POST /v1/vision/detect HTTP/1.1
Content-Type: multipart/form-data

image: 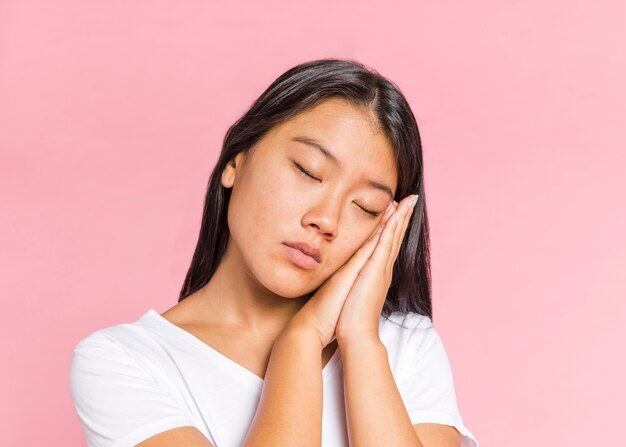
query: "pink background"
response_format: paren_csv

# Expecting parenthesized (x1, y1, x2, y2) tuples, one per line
(1, 1, 625, 445)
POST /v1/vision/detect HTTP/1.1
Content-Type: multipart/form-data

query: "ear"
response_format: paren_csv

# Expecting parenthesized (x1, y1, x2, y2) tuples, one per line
(221, 151, 247, 189)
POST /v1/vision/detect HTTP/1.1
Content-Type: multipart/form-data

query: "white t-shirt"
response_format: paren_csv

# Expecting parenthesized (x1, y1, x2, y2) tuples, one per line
(70, 308, 479, 447)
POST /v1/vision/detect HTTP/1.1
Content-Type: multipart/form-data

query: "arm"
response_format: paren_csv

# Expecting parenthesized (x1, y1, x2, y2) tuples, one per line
(137, 426, 215, 446)
(341, 337, 424, 447)
(139, 328, 323, 447)
(341, 337, 461, 447)
(335, 198, 463, 446)
(242, 327, 324, 446)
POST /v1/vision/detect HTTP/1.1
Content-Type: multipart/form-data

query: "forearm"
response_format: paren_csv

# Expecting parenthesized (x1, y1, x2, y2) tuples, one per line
(340, 337, 423, 447)
(242, 329, 323, 446)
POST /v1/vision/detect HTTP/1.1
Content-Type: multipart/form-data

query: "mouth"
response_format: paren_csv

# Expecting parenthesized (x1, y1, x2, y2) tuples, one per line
(281, 243, 321, 270)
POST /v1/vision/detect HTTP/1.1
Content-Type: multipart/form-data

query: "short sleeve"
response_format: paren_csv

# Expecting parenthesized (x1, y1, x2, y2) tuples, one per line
(396, 322, 479, 447)
(69, 332, 198, 447)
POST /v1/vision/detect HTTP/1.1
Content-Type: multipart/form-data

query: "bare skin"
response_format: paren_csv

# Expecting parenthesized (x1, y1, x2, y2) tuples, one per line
(136, 99, 460, 446)
(160, 97, 396, 378)
(160, 291, 339, 380)
(138, 97, 400, 446)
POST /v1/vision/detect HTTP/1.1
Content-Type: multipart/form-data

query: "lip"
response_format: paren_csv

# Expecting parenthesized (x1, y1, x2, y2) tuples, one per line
(283, 241, 322, 263)
(282, 243, 321, 270)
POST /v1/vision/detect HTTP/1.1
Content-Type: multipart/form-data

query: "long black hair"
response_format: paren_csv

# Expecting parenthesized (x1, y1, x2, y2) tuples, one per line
(178, 58, 433, 322)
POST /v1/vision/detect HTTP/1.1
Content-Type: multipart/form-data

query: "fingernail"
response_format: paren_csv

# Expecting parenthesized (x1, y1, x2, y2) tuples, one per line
(410, 195, 418, 208)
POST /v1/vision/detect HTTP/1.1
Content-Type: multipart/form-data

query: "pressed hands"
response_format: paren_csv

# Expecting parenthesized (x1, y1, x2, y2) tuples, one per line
(286, 193, 419, 349)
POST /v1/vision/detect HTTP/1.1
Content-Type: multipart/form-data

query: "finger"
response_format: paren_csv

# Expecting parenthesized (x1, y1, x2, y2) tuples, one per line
(375, 200, 395, 234)
(360, 202, 392, 250)
(389, 198, 411, 267)
(389, 196, 416, 269)
(340, 201, 395, 275)
(382, 200, 397, 225)
(370, 199, 403, 272)
(360, 202, 395, 252)
(363, 199, 396, 246)
(394, 197, 415, 255)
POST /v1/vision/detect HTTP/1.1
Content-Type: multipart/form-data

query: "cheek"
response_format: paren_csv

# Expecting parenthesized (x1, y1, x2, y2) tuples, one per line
(320, 234, 364, 276)
(338, 235, 365, 264)
(255, 172, 304, 225)
(227, 170, 294, 245)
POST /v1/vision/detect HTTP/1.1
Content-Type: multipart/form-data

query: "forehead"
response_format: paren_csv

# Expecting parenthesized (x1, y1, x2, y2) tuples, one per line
(268, 98, 398, 192)
(281, 98, 384, 143)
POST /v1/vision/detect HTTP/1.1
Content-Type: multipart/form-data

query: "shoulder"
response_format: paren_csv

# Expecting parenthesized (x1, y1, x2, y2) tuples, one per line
(377, 311, 441, 380)
(69, 311, 178, 409)
(71, 310, 170, 366)
(379, 311, 436, 355)
(71, 324, 131, 366)
(70, 323, 157, 396)
(380, 311, 433, 331)
(381, 313, 480, 446)
(69, 316, 199, 446)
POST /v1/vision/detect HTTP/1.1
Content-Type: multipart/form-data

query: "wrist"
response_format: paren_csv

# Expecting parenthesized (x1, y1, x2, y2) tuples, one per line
(279, 323, 325, 353)
(337, 334, 385, 351)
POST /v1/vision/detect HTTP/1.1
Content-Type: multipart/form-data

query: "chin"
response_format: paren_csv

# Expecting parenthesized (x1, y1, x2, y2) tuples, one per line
(248, 263, 310, 299)
(270, 278, 313, 299)
(244, 243, 322, 299)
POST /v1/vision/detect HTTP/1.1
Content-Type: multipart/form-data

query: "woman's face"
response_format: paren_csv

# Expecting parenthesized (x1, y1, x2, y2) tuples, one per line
(221, 98, 398, 298)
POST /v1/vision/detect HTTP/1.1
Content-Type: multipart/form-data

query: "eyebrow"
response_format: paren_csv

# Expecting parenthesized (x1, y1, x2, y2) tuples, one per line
(291, 136, 394, 199)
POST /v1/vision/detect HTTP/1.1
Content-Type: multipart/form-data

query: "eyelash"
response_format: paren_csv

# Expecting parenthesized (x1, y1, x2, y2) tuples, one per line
(293, 162, 381, 217)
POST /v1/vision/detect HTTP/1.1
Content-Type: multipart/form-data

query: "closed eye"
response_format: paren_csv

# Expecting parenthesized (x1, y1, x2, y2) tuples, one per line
(294, 162, 320, 182)
(293, 162, 381, 218)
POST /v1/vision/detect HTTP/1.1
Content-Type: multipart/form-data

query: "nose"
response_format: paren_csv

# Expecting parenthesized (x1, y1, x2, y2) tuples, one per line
(301, 199, 340, 238)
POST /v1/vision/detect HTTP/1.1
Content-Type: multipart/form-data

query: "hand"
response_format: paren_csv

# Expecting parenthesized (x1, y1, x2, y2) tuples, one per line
(284, 195, 415, 350)
(334, 194, 418, 345)
(284, 198, 397, 349)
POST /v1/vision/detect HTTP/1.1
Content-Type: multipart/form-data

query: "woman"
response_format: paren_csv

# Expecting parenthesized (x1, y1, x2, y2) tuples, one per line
(70, 58, 479, 447)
